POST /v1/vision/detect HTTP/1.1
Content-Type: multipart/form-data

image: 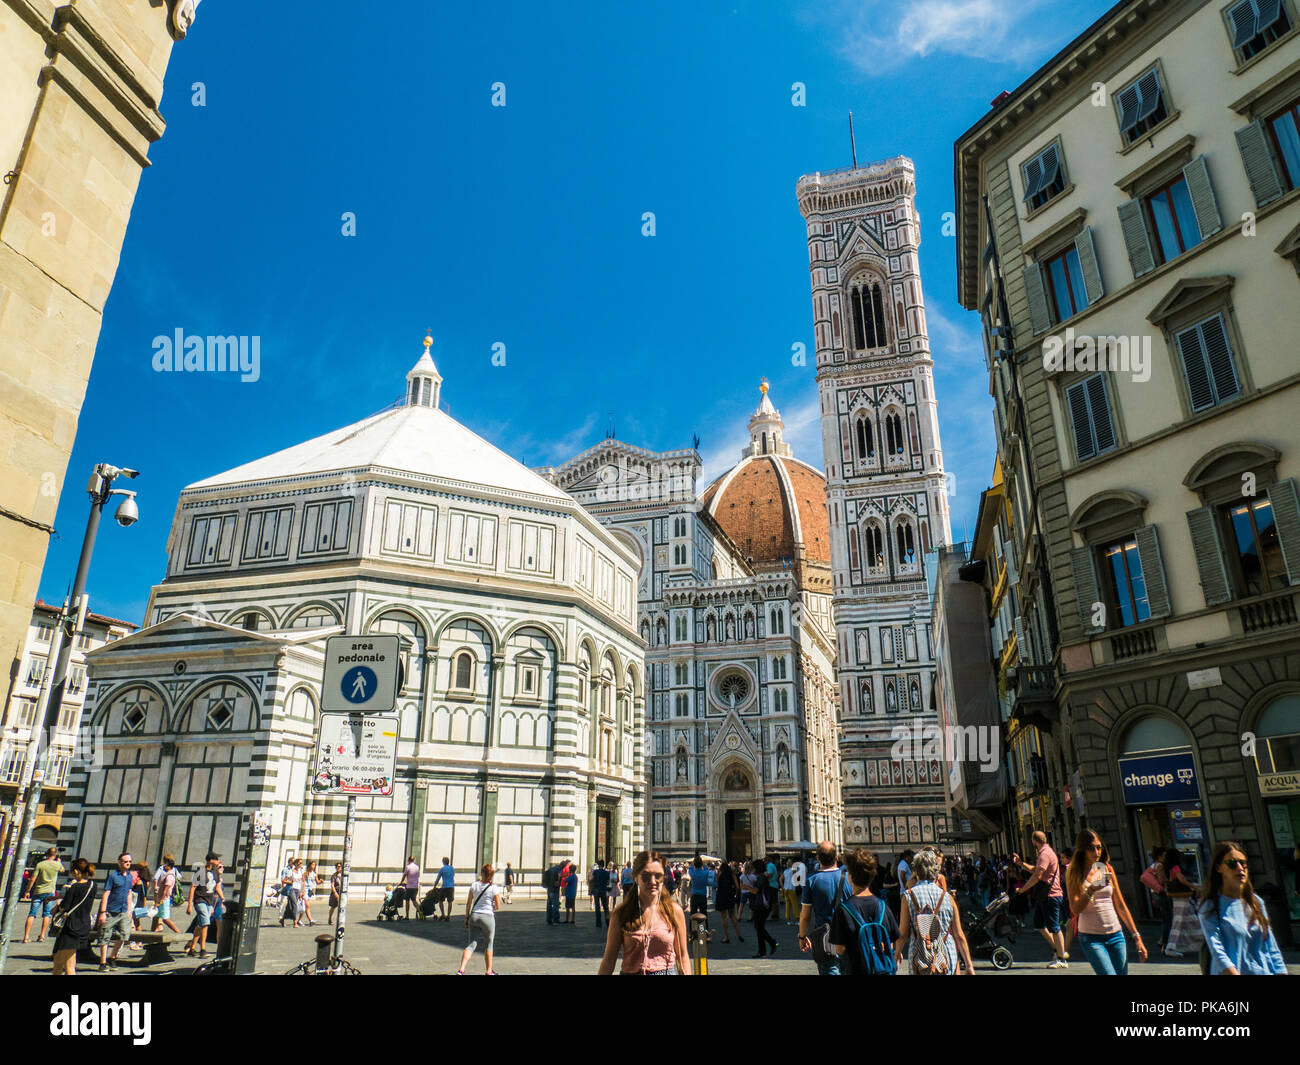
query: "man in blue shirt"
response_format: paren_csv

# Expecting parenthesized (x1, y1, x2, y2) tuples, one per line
(434, 858, 455, 921)
(798, 842, 852, 975)
(97, 852, 135, 971)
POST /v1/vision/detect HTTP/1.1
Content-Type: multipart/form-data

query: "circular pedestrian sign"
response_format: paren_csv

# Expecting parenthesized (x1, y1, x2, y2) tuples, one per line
(341, 665, 378, 704)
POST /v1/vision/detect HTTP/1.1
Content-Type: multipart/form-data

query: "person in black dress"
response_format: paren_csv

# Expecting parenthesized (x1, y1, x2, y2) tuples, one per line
(51, 858, 97, 975)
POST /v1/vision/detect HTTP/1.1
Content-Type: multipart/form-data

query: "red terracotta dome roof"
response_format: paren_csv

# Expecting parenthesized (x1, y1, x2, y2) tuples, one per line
(700, 454, 829, 568)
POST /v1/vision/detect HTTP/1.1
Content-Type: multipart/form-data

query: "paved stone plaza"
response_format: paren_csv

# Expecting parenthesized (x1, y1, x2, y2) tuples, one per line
(6, 897, 1298, 975)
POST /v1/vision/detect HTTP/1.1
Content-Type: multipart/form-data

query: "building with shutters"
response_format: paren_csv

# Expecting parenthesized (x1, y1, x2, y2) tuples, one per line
(1, 602, 135, 848)
(540, 382, 843, 860)
(795, 157, 956, 854)
(58, 338, 645, 895)
(955, 0, 1300, 901)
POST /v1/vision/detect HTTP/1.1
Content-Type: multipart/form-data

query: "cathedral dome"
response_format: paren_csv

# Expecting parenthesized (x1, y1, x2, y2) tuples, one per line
(698, 382, 829, 570)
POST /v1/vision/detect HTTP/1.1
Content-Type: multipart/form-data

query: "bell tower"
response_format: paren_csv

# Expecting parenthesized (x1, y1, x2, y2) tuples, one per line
(796, 156, 953, 854)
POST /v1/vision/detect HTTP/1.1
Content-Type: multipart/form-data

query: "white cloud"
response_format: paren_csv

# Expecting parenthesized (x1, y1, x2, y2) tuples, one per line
(810, 0, 1054, 74)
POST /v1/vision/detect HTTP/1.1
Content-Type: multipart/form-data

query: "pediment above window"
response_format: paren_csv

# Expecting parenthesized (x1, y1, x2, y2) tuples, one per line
(1183, 441, 1281, 504)
(1147, 275, 1235, 328)
(1275, 219, 1300, 278)
(1069, 490, 1148, 544)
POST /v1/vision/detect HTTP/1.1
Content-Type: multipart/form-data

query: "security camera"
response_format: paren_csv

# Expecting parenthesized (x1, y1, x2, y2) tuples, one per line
(114, 492, 139, 527)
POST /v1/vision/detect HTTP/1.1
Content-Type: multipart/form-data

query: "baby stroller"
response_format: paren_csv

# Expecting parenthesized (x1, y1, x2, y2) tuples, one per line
(377, 887, 404, 921)
(964, 891, 1016, 970)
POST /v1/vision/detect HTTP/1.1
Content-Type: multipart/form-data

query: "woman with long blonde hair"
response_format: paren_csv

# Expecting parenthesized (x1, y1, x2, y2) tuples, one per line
(597, 850, 689, 974)
(1065, 829, 1145, 975)
(1196, 841, 1286, 975)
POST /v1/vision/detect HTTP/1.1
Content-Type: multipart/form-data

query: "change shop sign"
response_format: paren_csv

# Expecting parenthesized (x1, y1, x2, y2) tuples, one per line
(1118, 749, 1200, 806)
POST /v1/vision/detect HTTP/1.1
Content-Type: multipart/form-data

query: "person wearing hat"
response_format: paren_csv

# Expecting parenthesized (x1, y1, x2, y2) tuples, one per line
(185, 851, 224, 958)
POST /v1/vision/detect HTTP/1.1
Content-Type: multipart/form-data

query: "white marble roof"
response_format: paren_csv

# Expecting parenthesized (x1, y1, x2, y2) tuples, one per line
(187, 403, 570, 501)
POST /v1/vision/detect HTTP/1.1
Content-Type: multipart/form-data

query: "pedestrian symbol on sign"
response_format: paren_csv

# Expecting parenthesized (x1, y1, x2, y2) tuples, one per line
(342, 665, 378, 704)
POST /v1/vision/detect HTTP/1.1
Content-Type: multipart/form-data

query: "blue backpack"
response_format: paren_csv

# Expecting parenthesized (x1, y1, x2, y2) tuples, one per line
(838, 896, 897, 975)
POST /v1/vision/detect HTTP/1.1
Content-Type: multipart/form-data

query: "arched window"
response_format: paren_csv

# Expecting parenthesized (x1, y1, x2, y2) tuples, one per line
(848, 526, 861, 570)
(885, 413, 905, 455)
(855, 416, 875, 460)
(453, 651, 474, 690)
(850, 279, 888, 350)
(865, 523, 885, 570)
(895, 521, 916, 565)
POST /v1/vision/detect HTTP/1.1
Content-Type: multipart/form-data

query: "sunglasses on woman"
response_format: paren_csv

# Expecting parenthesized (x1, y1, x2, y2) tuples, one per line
(1224, 858, 1247, 870)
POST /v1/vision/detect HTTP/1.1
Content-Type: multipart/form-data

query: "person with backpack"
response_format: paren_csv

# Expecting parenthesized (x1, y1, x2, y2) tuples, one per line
(151, 855, 183, 934)
(896, 848, 973, 975)
(828, 849, 898, 976)
(545, 860, 563, 925)
(741, 861, 777, 957)
(798, 841, 853, 974)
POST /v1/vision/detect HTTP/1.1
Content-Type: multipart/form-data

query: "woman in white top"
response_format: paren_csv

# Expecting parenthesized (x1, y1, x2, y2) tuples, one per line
(458, 864, 503, 975)
(300, 860, 321, 926)
(1066, 829, 1146, 975)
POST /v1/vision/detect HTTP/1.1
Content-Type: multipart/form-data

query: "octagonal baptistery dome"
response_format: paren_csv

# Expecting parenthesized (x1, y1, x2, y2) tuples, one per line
(698, 382, 830, 588)
(150, 336, 641, 640)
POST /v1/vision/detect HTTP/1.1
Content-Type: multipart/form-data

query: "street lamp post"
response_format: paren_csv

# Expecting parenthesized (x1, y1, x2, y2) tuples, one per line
(0, 463, 138, 974)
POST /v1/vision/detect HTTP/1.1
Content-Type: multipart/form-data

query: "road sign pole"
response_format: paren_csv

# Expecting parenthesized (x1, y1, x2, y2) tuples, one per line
(331, 793, 357, 970)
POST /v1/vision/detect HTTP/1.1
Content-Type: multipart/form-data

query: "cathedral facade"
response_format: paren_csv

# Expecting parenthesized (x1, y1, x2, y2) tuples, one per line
(543, 387, 843, 860)
(796, 157, 954, 852)
(60, 341, 645, 892)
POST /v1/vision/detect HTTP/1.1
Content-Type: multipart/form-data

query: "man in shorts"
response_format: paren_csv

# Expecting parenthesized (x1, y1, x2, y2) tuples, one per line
(434, 857, 455, 921)
(97, 852, 135, 970)
(21, 847, 64, 942)
(152, 854, 183, 933)
(1013, 832, 1068, 968)
(186, 851, 224, 957)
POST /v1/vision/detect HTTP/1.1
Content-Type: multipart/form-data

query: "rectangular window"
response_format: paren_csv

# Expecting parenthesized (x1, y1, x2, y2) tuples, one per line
(1223, 496, 1287, 596)
(1115, 66, 1168, 145)
(1175, 314, 1241, 412)
(1044, 246, 1088, 322)
(1145, 176, 1202, 264)
(1226, 0, 1292, 61)
(25, 656, 46, 687)
(446, 510, 497, 566)
(187, 513, 237, 567)
(242, 505, 294, 562)
(1101, 537, 1151, 628)
(299, 499, 353, 556)
(506, 518, 555, 574)
(1267, 98, 1300, 189)
(1021, 141, 1066, 210)
(1064, 374, 1118, 462)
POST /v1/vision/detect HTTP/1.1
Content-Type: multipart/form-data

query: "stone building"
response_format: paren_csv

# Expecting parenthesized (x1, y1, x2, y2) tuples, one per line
(0, 600, 135, 846)
(0, 1, 197, 690)
(59, 339, 645, 893)
(543, 383, 843, 860)
(796, 157, 955, 853)
(955, 0, 1300, 913)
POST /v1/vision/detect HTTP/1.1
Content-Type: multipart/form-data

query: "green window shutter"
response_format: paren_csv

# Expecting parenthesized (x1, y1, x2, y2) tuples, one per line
(1182, 156, 1223, 239)
(1201, 315, 1240, 403)
(1235, 120, 1285, 208)
(1267, 478, 1300, 585)
(1073, 226, 1104, 305)
(1066, 380, 1096, 461)
(1186, 507, 1233, 606)
(1085, 374, 1116, 454)
(1175, 324, 1216, 411)
(1071, 546, 1104, 634)
(1133, 525, 1172, 619)
(1022, 262, 1052, 335)
(1022, 155, 1045, 203)
(1013, 617, 1029, 661)
(1117, 199, 1156, 278)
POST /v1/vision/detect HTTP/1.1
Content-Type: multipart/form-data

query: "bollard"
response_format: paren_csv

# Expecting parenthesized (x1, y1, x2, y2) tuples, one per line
(315, 933, 334, 974)
(690, 912, 709, 975)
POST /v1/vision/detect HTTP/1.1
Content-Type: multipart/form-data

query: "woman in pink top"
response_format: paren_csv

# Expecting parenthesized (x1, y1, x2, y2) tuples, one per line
(1066, 829, 1147, 975)
(598, 850, 689, 975)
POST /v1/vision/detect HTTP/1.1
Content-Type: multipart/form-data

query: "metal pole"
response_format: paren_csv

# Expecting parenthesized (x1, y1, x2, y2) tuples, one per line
(331, 793, 357, 968)
(0, 482, 104, 973)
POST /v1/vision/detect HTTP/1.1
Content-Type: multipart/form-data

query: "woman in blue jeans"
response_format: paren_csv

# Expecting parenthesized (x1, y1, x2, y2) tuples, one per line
(1066, 829, 1147, 975)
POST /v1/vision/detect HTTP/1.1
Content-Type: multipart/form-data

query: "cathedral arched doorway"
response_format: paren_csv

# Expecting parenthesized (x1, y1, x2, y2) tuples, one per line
(716, 762, 758, 861)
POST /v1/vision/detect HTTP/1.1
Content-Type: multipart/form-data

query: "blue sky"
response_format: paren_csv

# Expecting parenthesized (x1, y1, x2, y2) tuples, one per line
(38, 0, 1113, 624)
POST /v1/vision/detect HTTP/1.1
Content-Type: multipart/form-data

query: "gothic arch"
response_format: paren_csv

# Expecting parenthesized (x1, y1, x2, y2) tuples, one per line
(93, 680, 172, 733)
(176, 676, 262, 733)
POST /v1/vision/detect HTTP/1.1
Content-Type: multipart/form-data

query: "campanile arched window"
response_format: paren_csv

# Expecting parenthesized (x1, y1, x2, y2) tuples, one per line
(854, 414, 875, 460)
(850, 278, 888, 351)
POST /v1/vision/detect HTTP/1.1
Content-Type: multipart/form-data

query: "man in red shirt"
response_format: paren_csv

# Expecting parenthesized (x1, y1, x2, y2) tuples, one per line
(1012, 832, 1069, 968)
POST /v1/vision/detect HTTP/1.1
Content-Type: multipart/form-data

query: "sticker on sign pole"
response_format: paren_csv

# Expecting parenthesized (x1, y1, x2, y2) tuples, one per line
(321, 635, 400, 712)
(312, 713, 399, 796)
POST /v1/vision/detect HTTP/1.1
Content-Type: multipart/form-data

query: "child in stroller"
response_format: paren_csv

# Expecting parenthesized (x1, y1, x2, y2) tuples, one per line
(964, 891, 1017, 970)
